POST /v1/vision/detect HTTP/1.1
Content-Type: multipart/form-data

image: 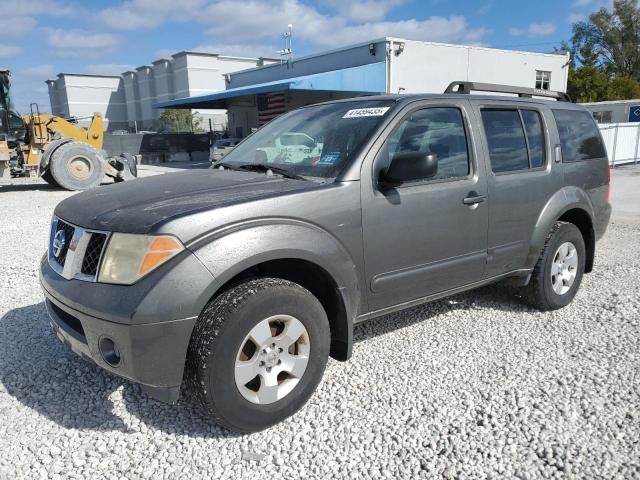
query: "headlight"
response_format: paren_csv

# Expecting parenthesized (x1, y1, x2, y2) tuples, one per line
(98, 233, 184, 285)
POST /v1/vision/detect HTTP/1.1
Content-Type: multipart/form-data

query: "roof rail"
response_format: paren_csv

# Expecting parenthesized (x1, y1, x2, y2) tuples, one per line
(444, 81, 572, 102)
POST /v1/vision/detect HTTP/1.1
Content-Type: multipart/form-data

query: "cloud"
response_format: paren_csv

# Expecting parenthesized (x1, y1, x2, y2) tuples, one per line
(510, 22, 556, 37)
(1, 0, 75, 37)
(528, 22, 556, 35)
(322, 0, 406, 22)
(567, 12, 587, 22)
(98, 0, 209, 30)
(0, 45, 21, 58)
(477, 0, 494, 15)
(47, 29, 122, 57)
(97, 0, 488, 49)
(0, 16, 37, 37)
(201, 1, 487, 48)
(83, 64, 135, 76)
(22, 64, 57, 79)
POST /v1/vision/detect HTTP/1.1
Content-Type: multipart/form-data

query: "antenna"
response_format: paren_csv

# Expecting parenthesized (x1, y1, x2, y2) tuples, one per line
(278, 24, 293, 64)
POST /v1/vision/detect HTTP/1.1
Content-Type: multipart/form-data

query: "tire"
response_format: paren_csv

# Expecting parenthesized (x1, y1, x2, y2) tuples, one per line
(40, 169, 59, 187)
(186, 278, 330, 433)
(521, 221, 586, 311)
(49, 142, 105, 191)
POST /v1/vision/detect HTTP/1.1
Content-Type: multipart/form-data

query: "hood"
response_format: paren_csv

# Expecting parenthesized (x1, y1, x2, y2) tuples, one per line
(54, 169, 320, 234)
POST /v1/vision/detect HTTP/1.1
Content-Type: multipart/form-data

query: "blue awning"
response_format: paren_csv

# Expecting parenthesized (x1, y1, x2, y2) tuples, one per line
(155, 62, 386, 109)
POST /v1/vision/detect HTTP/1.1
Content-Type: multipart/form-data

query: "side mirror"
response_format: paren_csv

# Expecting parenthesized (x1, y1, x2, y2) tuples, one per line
(380, 151, 438, 186)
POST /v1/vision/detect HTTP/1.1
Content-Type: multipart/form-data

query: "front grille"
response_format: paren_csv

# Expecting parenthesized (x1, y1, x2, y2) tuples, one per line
(81, 233, 107, 276)
(54, 220, 75, 267)
(48, 217, 109, 282)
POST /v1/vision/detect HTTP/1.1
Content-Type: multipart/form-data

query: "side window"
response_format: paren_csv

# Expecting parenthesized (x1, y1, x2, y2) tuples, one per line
(481, 109, 529, 173)
(386, 107, 470, 181)
(553, 109, 607, 162)
(521, 110, 545, 168)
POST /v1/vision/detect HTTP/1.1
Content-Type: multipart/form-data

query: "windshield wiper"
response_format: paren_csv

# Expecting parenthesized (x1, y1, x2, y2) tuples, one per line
(236, 163, 307, 181)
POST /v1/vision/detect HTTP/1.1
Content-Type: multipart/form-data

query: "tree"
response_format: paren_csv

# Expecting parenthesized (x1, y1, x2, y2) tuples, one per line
(571, 0, 640, 79)
(608, 75, 640, 99)
(567, 66, 611, 102)
(158, 109, 204, 133)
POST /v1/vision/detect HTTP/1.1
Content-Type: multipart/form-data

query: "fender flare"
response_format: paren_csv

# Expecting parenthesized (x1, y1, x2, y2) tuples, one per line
(525, 186, 595, 269)
(39, 137, 72, 173)
(189, 220, 361, 359)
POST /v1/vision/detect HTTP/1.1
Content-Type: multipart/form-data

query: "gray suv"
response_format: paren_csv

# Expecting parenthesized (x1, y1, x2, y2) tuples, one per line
(40, 82, 611, 433)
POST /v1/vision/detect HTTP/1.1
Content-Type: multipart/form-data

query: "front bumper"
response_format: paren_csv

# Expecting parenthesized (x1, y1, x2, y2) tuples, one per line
(39, 252, 218, 403)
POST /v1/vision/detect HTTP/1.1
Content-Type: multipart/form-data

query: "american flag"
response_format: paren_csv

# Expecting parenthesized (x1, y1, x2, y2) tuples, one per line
(257, 92, 287, 125)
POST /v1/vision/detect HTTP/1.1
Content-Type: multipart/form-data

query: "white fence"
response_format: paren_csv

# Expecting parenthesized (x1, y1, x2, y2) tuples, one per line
(598, 123, 640, 166)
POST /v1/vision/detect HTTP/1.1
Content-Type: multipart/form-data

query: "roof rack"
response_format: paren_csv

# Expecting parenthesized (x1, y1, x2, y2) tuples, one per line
(444, 81, 572, 102)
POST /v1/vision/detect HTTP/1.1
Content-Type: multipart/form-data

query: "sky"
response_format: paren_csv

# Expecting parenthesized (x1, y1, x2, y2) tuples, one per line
(0, 0, 612, 113)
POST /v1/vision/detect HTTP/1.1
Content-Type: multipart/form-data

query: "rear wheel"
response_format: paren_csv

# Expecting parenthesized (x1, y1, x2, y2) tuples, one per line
(186, 278, 330, 433)
(49, 142, 105, 191)
(521, 221, 586, 310)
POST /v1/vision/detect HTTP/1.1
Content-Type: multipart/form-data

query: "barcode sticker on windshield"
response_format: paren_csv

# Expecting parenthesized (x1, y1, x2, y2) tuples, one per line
(342, 107, 390, 119)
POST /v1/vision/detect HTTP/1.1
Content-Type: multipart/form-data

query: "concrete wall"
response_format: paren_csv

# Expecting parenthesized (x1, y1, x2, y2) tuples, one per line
(583, 100, 640, 124)
(135, 66, 157, 130)
(47, 74, 127, 130)
(46, 79, 69, 118)
(227, 39, 569, 96)
(47, 52, 274, 132)
(390, 40, 569, 95)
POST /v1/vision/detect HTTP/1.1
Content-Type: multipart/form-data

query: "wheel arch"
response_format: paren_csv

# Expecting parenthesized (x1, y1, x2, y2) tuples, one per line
(190, 222, 362, 361)
(526, 187, 596, 273)
(39, 137, 72, 173)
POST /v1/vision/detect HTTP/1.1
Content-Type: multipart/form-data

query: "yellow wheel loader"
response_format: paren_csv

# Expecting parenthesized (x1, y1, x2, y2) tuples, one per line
(0, 68, 136, 190)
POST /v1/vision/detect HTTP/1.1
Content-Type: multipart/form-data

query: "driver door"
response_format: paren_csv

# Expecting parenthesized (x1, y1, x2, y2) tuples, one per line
(361, 101, 489, 312)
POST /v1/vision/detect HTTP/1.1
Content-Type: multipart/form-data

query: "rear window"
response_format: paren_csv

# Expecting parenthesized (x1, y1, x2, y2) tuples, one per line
(552, 109, 607, 162)
(521, 110, 545, 168)
(481, 110, 530, 173)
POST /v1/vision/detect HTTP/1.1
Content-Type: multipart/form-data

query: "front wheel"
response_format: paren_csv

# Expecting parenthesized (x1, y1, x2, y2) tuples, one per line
(49, 142, 105, 191)
(521, 221, 586, 311)
(186, 278, 330, 433)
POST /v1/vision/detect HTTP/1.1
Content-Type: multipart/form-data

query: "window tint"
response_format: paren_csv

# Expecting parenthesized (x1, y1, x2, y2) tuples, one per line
(521, 110, 545, 168)
(387, 107, 470, 180)
(553, 109, 607, 162)
(481, 110, 529, 173)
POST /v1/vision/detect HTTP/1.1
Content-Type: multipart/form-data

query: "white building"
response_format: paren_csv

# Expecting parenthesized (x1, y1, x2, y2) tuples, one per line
(46, 51, 278, 131)
(158, 38, 571, 138)
(581, 99, 640, 124)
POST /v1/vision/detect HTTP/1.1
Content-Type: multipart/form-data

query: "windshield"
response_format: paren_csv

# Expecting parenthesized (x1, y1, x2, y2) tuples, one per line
(220, 100, 395, 178)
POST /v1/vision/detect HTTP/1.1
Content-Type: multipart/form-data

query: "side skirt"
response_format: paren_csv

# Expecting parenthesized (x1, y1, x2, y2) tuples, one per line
(355, 268, 532, 324)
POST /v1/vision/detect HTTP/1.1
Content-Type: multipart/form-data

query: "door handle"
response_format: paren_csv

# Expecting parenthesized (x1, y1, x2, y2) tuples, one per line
(463, 194, 486, 205)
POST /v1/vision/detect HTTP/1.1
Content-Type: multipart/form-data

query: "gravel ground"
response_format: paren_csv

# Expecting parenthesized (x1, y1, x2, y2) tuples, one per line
(0, 167, 639, 479)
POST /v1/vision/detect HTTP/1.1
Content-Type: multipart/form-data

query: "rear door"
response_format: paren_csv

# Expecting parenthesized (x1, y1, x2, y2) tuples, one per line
(472, 102, 562, 277)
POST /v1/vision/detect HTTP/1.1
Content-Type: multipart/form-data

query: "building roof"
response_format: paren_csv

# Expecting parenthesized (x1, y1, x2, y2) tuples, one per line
(581, 99, 640, 106)
(155, 61, 386, 109)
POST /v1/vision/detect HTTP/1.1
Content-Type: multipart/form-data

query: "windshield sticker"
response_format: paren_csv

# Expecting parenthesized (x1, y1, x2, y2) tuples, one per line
(342, 107, 390, 119)
(317, 152, 340, 166)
